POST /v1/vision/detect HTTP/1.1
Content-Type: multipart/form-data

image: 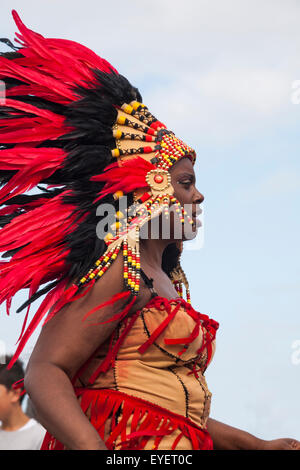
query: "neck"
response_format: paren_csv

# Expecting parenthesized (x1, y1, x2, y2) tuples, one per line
(139, 237, 171, 270)
(1, 405, 29, 432)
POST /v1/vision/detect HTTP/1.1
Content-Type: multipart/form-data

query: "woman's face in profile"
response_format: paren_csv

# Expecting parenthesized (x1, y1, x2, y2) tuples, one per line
(168, 157, 204, 241)
(138, 157, 203, 242)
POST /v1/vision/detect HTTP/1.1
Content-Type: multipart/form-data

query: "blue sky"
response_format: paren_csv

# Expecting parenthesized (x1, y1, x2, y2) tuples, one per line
(1, 0, 300, 441)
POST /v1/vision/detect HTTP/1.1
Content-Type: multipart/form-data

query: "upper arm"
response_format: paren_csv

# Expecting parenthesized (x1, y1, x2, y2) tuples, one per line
(26, 252, 130, 379)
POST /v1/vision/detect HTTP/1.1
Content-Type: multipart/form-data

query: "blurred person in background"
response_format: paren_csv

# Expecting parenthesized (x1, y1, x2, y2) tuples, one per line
(0, 355, 46, 450)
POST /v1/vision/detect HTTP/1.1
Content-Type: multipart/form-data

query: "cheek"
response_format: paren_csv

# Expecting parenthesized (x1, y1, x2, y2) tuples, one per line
(173, 187, 192, 206)
(0, 395, 11, 416)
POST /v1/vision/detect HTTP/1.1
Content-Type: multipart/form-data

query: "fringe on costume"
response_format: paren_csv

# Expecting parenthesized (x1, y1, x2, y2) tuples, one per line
(40, 388, 214, 450)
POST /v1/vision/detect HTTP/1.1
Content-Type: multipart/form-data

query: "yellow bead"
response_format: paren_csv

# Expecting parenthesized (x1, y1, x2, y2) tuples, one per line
(80, 277, 87, 283)
(113, 190, 124, 200)
(130, 100, 145, 110)
(130, 101, 140, 110)
(111, 222, 121, 231)
(104, 233, 113, 243)
(112, 148, 120, 158)
(116, 211, 124, 219)
(95, 260, 101, 266)
(117, 115, 126, 125)
(113, 129, 122, 139)
(124, 273, 128, 278)
(121, 104, 133, 114)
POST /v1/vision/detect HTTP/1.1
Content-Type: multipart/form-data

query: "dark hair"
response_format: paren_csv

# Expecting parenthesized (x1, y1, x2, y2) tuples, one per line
(162, 242, 181, 277)
(0, 355, 25, 403)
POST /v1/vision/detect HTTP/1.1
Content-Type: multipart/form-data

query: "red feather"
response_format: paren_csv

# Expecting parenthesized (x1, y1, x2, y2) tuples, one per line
(92, 157, 156, 202)
(0, 192, 85, 306)
(0, 10, 123, 367)
(0, 56, 77, 102)
(0, 147, 66, 203)
(8, 10, 118, 95)
(3, 98, 66, 121)
(6, 84, 72, 105)
(12, 10, 118, 74)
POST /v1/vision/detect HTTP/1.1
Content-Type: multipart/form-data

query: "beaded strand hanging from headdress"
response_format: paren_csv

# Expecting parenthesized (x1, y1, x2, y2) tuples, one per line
(0, 10, 195, 366)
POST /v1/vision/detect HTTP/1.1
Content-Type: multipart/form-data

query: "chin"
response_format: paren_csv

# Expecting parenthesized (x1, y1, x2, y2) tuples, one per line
(176, 223, 198, 242)
(166, 217, 198, 242)
(182, 229, 198, 241)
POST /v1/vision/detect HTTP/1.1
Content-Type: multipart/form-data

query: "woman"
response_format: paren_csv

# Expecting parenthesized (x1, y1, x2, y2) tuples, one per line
(0, 11, 299, 450)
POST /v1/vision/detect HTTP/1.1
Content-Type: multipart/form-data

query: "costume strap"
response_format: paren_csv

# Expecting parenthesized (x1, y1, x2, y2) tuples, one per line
(140, 269, 158, 298)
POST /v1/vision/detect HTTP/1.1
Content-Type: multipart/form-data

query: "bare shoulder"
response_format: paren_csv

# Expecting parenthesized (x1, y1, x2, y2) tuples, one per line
(27, 252, 130, 377)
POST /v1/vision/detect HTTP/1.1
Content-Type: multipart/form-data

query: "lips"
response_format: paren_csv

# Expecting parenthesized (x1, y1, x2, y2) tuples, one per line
(192, 207, 202, 217)
(192, 218, 202, 227)
(192, 215, 202, 227)
(192, 207, 202, 227)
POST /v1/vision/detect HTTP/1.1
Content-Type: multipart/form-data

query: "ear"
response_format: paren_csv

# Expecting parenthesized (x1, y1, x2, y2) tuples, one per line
(9, 387, 22, 404)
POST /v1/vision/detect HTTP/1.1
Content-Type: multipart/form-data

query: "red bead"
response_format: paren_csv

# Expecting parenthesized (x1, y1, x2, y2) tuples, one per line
(157, 121, 166, 129)
(140, 192, 151, 202)
(154, 174, 164, 184)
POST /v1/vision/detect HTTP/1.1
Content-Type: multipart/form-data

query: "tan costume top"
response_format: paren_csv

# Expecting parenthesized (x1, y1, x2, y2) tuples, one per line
(41, 272, 219, 450)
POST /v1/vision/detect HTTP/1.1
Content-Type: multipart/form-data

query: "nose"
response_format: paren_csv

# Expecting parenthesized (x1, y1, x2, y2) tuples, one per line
(194, 187, 204, 205)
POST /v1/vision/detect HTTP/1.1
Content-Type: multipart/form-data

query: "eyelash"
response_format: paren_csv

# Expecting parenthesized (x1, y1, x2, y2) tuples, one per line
(179, 180, 192, 187)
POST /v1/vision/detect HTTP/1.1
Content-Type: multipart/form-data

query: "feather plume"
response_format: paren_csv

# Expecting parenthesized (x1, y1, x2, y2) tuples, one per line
(92, 156, 155, 201)
(0, 10, 142, 364)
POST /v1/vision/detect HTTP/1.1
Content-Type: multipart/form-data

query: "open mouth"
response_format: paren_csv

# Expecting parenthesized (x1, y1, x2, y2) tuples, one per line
(191, 215, 201, 227)
(192, 208, 202, 227)
(192, 217, 202, 227)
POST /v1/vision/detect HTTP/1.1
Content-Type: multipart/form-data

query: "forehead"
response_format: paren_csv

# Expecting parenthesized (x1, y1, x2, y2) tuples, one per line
(170, 156, 195, 174)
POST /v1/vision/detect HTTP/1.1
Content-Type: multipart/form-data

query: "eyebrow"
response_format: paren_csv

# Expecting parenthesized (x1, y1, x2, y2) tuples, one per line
(178, 172, 196, 181)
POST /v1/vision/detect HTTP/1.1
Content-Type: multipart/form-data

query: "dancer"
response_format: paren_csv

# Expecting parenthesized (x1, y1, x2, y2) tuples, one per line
(0, 11, 299, 450)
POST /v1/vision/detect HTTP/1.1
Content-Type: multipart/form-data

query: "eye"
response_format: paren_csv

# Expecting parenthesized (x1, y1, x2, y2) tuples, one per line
(179, 179, 193, 188)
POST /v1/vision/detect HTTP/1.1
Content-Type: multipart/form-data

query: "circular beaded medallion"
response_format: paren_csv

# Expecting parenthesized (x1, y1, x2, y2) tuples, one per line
(145, 169, 173, 195)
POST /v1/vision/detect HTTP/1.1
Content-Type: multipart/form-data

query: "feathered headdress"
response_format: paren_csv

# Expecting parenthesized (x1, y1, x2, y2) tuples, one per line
(0, 11, 196, 366)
